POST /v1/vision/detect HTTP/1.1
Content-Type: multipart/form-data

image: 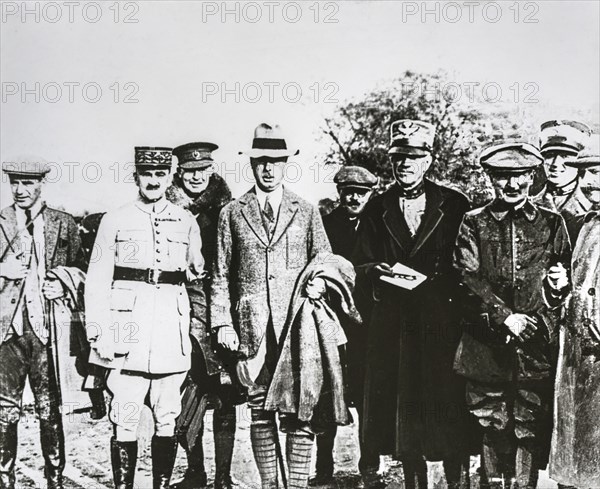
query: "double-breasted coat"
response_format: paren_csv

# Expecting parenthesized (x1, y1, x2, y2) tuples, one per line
(210, 186, 331, 380)
(353, 180, 472, 461)
(85, 198, 204, 374)
(550, 210, 600, 487)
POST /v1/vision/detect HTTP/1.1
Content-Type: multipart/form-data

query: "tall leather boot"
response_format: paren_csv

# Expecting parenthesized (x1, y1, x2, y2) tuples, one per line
(111, 437, 138, 489)
(401, 458, 427, 489)
(39, 417, 65, 489)
(213, 409, 236, 489)
(286, 432, 314, 489)
(172, 438, 207, 489)
(443, 454, 470, 489)
(309, 427, 336, 486)
(0, 424, 18, 489)
(250, 422, 279, 489)
(152, 435, 178, 489)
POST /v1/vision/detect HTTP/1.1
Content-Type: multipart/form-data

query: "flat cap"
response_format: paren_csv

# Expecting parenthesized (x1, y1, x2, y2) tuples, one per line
(388, 120, 435, 156)
(540, 120, 591, 156)
(334, 166, 378, 189)
(135, 146, 173, 168)
(2, 158, 51, 178)
(480, 142, 543, 171)
(173, 142, 218, 170)
(565, 134, 600, 168)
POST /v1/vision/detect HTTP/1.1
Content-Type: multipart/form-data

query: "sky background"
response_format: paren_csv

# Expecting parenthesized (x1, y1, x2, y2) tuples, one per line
(1, 0, 599, 214)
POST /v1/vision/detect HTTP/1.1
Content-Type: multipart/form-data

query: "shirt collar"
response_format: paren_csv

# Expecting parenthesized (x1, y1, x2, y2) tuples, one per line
(15, 200, 44, 221)
(547, 179, 578, 197)
(254, 184, 284, 212)
(135, 195, 169, 214)
(488, 198, 537, 222)
(584, 209, 600, 223)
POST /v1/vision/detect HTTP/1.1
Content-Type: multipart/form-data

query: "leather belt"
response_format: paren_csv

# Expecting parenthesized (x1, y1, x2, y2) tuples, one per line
(113, 266, 186, 285)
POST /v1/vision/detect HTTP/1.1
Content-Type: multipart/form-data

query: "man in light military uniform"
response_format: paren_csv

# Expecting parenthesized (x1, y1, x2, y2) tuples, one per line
(85, 147, 204, 489)
(533, 120, 592, 242)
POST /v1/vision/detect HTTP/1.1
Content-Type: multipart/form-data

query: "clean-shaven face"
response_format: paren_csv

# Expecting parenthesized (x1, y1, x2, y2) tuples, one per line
(339, 187, 373, 217)
(135, 167, 172, 202)
(391, 153, 432, 188)
(543, 150, 579, 187)
(10, 176, 44, 209)
(180, 166, 213, 196)
(490, 170, 535, 205)
(251, 157, 287, 192)
(579, 166, 600, 206)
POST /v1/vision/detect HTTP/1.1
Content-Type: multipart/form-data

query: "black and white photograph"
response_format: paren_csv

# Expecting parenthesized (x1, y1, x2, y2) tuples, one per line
(1, 1, 599, 488)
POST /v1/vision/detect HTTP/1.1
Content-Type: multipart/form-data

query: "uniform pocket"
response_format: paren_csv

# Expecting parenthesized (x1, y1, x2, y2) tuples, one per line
(167, 232, 190, 265)
(110, 286, 137, 311)
(115, 230, 147, 265)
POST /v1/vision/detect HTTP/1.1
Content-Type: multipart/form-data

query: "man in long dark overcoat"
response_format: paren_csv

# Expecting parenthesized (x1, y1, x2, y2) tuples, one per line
(353, 120, 472, 488)
(311, 166, 377, 485)
(166, 142, 238, 489)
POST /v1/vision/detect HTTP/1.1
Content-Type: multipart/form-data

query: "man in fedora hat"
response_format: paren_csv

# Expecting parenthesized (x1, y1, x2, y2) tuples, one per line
(310, 166, 377, 485)
(533, 120, 592, 241)
(454, 142, 571, 488)
(353, 120, 472, 488)
(211, 123, 331, 488)
(0, 159, 84, 489)
(85, 147, 204, 489)
(166, 142, 239, 489)
(546, 135, 600, 489)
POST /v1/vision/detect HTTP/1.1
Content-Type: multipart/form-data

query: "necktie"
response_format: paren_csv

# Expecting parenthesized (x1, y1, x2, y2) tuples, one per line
(263, 196, 275, 237)
(25, 209, 34, 236)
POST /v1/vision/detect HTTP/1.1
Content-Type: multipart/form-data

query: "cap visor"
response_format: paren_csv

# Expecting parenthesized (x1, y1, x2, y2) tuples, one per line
(565, 156, 600, 167)
(179, 161, 213, 170)
(388, 146, 429, 156)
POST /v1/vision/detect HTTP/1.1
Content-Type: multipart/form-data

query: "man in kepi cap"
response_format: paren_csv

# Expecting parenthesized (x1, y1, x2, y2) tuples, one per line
(534, 120, 592, 241)
(166, 142, 239, 489)
(353, 120, 471, 487)
(211, 123, 331, 488)
(0, 160, 84, 489)
(547, 134, 600, 489)
(309, 166, 377, 485)
(85, 147, 204, 489)
(454, 142, 571, 489)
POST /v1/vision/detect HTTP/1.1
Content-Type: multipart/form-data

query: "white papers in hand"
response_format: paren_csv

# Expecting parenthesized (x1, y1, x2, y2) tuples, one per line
(379, 262, 427, 290)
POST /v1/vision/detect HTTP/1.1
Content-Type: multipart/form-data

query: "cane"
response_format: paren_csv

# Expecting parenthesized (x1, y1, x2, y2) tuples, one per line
(236, 359, 288, 489)
(47, 300, 64, 411)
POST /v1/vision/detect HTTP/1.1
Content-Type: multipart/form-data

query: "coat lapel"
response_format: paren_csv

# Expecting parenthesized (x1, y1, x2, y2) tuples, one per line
(382, 186, 413, 252)
(410, 181, 445, 258)
(270, 187, 299, 246)
(240, 189, 269, 247)
(43, 207, 61, 268)
(0, 206, 19, 260)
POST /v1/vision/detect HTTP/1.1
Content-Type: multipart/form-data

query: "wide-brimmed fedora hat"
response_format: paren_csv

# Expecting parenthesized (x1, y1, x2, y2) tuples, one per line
(239, 123, 299, 159)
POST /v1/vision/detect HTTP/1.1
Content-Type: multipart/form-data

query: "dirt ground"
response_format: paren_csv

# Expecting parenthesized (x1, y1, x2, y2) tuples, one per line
(14, 390, 559, 489)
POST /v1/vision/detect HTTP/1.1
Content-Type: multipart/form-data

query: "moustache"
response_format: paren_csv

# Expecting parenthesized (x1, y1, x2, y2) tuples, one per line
(145, 184, 161, 190)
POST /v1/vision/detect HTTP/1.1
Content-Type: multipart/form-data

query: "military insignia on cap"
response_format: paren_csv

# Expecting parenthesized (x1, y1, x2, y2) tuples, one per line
(134, 147, 173, 167)
(173, 142, 219, 170)
(388, 119, 435, 156)
(539, 120, 591, 156)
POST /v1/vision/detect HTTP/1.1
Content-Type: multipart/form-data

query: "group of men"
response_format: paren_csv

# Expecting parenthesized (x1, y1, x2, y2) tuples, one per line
(0, 118, 598, 489)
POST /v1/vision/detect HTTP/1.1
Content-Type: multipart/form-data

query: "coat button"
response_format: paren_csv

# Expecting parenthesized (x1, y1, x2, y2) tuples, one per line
(15, 279, 21, 285)
(11, 298, 16, 304)
(268, 274, 275, 280)
(516, 264, 522, 270)
(589, 288, 596, 296)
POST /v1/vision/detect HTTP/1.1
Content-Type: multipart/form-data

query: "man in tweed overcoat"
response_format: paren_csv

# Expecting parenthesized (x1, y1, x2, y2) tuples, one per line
(211, 123, 331, 489)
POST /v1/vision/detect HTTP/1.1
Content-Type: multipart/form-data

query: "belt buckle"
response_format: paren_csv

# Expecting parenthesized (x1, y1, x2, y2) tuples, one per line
(147, 268, 159, 285)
